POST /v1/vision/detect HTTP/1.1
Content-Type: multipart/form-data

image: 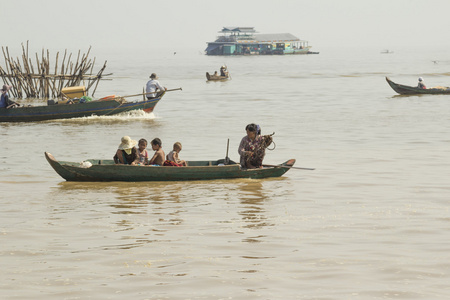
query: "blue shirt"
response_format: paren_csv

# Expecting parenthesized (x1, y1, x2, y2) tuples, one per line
(0, 93, 8, 108)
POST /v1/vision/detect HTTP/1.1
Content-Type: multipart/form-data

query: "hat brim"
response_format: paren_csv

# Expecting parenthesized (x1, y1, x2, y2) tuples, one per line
(118, 140, 138, 150)
(1, 85, 12, 92)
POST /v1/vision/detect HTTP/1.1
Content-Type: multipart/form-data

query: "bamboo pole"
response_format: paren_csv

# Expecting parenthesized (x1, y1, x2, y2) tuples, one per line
(0, 44, 110, 99)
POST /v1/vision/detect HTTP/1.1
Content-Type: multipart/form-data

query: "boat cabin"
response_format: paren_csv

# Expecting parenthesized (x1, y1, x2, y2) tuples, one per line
(205, 27, 313, 56)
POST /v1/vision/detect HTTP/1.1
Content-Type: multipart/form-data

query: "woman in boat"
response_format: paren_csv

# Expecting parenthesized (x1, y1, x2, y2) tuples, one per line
(114, 136, 138, 165)
(238, 123, 265, 169)
(417, 77, 426, 89)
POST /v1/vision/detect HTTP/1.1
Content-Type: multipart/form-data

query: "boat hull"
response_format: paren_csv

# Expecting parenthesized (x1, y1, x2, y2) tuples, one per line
(0, 96, 162, 122)
(386, 77, 450, 95)
(206, 72, 229, 81)
(45, 152, 295, 182)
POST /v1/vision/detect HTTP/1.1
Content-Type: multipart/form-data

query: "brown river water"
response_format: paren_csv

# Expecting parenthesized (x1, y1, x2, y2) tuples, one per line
(1, 47, 450, 299)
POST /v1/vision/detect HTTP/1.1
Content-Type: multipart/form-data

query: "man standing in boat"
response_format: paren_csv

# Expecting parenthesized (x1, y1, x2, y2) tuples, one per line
(146, 73, 167, 99)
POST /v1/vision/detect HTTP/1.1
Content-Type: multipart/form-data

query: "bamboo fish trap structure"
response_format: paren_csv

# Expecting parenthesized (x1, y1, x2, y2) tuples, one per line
(0, 42, 111, 99)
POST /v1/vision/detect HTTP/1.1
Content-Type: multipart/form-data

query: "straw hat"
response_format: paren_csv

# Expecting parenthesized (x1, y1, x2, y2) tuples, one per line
(150, 73, 158, 79)
(1, 84, 12, 92)
(118, 136, 137, 150)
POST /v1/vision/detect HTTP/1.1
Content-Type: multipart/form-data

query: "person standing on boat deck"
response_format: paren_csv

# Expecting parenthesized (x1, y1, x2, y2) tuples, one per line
(146, 73, 167, 99)
(114, 136, 138, 165)
(0, 84, 20, 108)
(238, 123, 265, 169)
(417, 77, 426, 89)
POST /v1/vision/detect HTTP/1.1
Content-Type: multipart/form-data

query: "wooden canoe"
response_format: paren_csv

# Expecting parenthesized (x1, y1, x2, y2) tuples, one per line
(386, 77, 450, 95)
(206, 72, 229, 81)
(0, 94, 163, 122)
(45, 152, 296, 182)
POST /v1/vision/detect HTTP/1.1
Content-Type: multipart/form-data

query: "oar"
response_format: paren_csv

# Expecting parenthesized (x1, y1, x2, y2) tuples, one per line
(262, 164, 315, 170)
(224, 138, 230, 165)
(116, 88, 182, 99)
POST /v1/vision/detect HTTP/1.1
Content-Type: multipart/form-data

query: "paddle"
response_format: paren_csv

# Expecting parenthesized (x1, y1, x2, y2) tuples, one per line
(224, 138, 230, 165)
(262, 164, 315, 170)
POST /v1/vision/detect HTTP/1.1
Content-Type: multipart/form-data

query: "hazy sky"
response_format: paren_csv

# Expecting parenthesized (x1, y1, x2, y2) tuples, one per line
(2, 0, 450, 53)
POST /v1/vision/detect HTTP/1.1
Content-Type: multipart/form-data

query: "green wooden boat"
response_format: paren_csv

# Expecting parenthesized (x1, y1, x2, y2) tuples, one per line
(386, 77, 450, 95)
(0, 95, 163, 122)
(45, 152, 296, 182)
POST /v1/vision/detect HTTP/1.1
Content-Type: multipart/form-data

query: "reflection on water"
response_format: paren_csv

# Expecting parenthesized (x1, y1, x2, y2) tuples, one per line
(54, 180, 186, 213)
(46, 177, 290, 251)
(238, 181, 270, 231)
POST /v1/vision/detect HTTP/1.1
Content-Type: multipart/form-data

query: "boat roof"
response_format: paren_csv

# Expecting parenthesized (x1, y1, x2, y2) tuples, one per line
(220, 27, 256, 33)
(254, 33, 301, 42)
(231, 33, 304, 44)
(209, 27, 308, 45)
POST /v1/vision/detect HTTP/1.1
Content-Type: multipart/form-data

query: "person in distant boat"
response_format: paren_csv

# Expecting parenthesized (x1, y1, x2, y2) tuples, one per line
(238, 123, 265, 169)
(146, 73, 167, 99)
(148, 138, 165, 166)
(164, 142, 187, 166)
(417, 77, 426, 89)
(0, 84, 20, 108)
(220, 66, 228, 77)
(114, 136, 138, 165)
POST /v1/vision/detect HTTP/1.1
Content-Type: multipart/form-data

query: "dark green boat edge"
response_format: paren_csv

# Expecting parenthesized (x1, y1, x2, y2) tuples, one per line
(45, 152, 295, 182)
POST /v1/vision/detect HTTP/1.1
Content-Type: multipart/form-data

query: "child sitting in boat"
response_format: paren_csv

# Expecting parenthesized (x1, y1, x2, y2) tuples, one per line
(114, 136, 138, 165)
(148, 138, 165, 166)
(136, 138, 149, 165)
(164, 142, 187, 166)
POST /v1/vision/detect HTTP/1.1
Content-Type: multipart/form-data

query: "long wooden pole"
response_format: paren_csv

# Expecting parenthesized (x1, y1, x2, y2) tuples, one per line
(117, 88, 182, 99)
(224, 138, 230, 164)
(262, 164, 315, 170)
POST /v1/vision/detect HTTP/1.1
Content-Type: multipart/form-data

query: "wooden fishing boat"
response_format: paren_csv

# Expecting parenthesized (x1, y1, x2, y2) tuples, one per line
(0, 94, 163, 122)
(206, 72, 229, 81)
(386, 77, 450, 95)
(45, 152, 296, 182)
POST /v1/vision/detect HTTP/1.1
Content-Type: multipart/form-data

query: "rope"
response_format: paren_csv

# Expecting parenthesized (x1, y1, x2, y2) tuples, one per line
(103, 97, 127, 116)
